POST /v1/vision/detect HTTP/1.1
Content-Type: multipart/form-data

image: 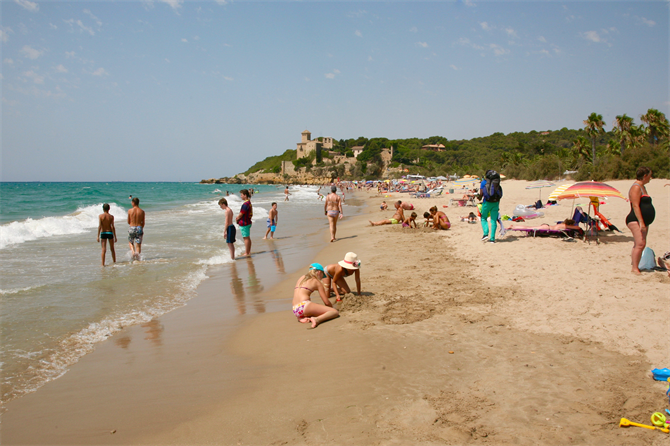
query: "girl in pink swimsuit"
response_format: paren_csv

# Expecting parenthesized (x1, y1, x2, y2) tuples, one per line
(292, 263, 339, 328)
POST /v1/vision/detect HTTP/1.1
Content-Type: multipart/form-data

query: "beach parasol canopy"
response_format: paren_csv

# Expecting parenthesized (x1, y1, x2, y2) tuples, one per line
(547, 183, 573, 202)
(526, 180, 556, 200)
(452, 178, 479, 186)
(556, 182, 626, 200)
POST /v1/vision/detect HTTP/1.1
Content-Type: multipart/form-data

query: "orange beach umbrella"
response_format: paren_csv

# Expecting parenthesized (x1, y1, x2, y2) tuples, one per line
(556, 182, 626, 200)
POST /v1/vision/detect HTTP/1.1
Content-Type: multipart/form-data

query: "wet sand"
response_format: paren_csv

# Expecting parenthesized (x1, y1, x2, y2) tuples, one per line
(3, 180, 669, 445)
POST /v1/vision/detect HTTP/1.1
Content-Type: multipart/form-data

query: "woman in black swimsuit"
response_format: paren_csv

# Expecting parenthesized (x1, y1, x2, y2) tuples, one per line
(626, 166, 655, 274)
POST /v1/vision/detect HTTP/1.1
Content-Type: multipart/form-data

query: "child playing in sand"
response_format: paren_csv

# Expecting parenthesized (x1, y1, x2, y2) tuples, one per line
(219, 198, 236, 260)
(263, 202, 278, 240)
(380, 201, 388, 211)
(402, 212, 417, 228)
(321, 252, 362, 302)
(292, 263, 339, 328)
(423, 211, 432, 227)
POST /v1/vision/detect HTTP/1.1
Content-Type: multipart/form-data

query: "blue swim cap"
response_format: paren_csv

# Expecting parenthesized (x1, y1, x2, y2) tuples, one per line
(309, 263, 325, 273)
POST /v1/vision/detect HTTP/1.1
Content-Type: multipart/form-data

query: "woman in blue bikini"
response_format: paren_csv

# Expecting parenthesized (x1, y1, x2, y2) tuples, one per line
(292, 263, 339, 328)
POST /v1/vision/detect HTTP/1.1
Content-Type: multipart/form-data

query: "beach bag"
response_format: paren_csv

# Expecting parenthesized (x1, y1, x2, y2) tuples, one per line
(484, 170, 502, 202)
(638, 247, 656, 270)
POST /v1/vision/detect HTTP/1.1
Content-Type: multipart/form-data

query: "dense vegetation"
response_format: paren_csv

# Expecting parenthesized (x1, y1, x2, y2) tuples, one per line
(244, 109, 669, 181)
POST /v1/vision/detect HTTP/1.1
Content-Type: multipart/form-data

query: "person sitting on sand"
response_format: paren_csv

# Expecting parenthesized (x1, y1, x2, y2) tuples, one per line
(369, 202, 405, 226)
(402, 212, 418, 228)
(423, 211, 433, 227)
(380, 201, 388, 211)
(508, 218, 580, 231)
(397, 200, 415, 211)
(429, 206, 451, 230)
(321, 252, 362, 302)
(292, 263, 339, 328)
(658, 252, 670, 277)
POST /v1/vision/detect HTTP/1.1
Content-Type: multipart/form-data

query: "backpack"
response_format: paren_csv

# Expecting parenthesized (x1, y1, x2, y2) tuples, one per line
(484, 170, 502, 203)
(638, 247, 656, 271)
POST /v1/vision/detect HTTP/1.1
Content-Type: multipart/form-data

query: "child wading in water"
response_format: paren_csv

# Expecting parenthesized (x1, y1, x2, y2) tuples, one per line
(264, 202, 278, 239)
(219, 198, 236, 260)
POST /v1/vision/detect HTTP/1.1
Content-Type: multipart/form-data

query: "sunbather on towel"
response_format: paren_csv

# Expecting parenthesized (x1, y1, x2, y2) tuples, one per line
(509, 218, 580, 231)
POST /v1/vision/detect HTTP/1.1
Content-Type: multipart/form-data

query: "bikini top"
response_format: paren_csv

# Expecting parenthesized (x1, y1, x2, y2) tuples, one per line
(294, 286, 314, 292)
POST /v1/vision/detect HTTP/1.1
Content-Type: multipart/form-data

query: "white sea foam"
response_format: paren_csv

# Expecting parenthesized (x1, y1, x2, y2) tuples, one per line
(0, 286, 35, 296)
(0, 203, 127, 250)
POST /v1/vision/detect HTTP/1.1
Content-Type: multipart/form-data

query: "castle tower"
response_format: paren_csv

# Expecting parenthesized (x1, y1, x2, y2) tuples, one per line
(301, 130, 311, 143)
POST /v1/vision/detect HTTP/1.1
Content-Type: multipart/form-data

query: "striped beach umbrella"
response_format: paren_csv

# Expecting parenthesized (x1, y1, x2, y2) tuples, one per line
(452, 178, 479, 186)
(556, 182, 626, 200)
(547, 183, 573, 202)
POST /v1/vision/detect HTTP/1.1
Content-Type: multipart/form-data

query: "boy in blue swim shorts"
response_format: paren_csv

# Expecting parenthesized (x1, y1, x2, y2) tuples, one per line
(264, 202, 278, 240)
(219, 198, 236, 260)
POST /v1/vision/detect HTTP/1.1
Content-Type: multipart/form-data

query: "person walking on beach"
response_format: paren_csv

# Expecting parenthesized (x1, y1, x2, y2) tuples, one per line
(292, 263, 339, 328)
(219, 198, 236, 260)
(127, 197, 145, 260)
(626, 166, 655, 274)
(322, 252, 362, 302)
(264, 202, 278, 240)
(325, 185, 343, 242)
(284, 186, 290, 201)
(97, 203, 117, 266)
(236, 189, 253, 257)
(479, 170, 502, 243)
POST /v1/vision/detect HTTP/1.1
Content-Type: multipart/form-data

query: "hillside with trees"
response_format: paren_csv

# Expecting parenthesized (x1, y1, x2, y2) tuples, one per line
(243, 109, 669, 181)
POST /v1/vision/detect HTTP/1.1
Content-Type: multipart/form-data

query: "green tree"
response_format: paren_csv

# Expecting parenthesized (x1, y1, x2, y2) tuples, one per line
(583, 112, 605, 165)
(572, 136, 591, 161)
(612, 114, 633, 155)
(640, 108, 670, 145)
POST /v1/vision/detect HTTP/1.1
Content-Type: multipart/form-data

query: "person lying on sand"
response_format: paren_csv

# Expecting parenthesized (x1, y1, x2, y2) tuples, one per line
(429, 206, 451, 230)
(459, 212, 478, 224)
(292, 263, 339, 329)
(509, 218, 580, 231)
(369, 202, 405, 226)
(402, 212, 417, 228)
(321, 252, 362, 302)
(397, 200, 415, 211)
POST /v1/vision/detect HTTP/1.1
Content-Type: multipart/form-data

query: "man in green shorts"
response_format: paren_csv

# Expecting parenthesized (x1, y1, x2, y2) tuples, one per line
(368, 201, 405, 226)
(236, 189, 253, 257)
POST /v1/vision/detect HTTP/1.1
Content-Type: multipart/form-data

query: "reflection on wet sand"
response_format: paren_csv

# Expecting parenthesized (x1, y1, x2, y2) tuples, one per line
(270, 248, 285, 274)
(245, 257, 265, 314)
(115, 336, 131, 349)
(229, 262, 246, 315)
(142, 319, 164, 346)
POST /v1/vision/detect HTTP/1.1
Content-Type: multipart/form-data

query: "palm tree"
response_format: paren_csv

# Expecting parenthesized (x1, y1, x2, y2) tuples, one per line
(640, 108, 670, 145)
(612, 114, 633, 155)
(583, 112, 605, 165)
(628, 124, 647, 149)
(572, 136, 591, 161)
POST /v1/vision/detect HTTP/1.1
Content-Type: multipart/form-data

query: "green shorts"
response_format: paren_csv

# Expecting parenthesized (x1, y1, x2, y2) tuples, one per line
(240, 224, 251, 238)
(390, 218, 399, 224)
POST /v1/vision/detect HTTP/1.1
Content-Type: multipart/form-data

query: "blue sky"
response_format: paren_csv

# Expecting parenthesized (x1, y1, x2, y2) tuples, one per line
(2, 1, 668, 181)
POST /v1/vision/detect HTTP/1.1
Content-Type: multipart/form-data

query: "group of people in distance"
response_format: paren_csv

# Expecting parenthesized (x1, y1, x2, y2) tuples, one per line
(291, 252, 362, 328)
(370, 200, 450, 231)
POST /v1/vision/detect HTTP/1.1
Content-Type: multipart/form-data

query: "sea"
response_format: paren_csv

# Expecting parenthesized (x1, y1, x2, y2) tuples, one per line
(0, 182, 359, 406)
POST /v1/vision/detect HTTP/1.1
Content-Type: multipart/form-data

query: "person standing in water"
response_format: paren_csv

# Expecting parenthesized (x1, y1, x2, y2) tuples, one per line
(219, 198, 236, 260)
(264, 202, 278, 240)
(324, 185, 343, 242)
(127, 197, 145, 260)
(236, 189, 253, 257)
(284, 186, 290, 201)
(97, 203, 117, 266)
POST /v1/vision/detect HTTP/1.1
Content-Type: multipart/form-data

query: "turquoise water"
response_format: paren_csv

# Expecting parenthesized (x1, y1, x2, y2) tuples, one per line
(0, 182, 358, 405)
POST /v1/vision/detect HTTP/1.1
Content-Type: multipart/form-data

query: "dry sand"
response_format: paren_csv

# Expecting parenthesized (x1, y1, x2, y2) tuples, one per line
(3, 179, 669, 445)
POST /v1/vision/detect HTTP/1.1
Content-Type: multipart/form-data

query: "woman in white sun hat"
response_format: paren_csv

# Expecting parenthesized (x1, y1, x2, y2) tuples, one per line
(322, 252, 362, 302)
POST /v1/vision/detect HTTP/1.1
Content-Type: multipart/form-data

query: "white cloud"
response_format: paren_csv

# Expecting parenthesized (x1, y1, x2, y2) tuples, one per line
(348, 10, 367, 18)
(193, 36, 200, 40)
(479, 22, 492, 31)
(65, 51, 76, 58)
(64, 19, 95, 36)
(368, 55, 373, 61)
(490, 44, 509, 56)
(635, 16, 656, 27)
(333, 69, 340, 74)
(409, 27, 418, 33)
(83, 9, 103, 27)
(457, 37, 484, 51)
(4, 58, 14, 65)
(223, 76, 233, 81)
(49, 23, 58, 30)
(538, 36, 547, 43)
(450, 64, 460, 71)
(215, 0, 227, 4)
(505, 27, 517, 38)
(417, 42, 428, 48)
(355, 30, 362, 37)
(92, 67, 109, 76)
(23, 70, 45, 84)
(55, 64, 68, 73)
(539, 49, 550, 56)
(181, 38, 188, 42)
(0, 30, 9, 43)
(159, 0, 183, 10)
(165, 58, 170, 63)
(464, 0, 476, 6)
(20, 45, 43, 59)
(582, 30, 604, 43)
(325, 73, 335, 79)
(15, 0, 39, 12)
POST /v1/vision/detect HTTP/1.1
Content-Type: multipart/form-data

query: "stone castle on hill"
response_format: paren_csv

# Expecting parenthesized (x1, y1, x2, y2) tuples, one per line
(296, 130, 333, 159)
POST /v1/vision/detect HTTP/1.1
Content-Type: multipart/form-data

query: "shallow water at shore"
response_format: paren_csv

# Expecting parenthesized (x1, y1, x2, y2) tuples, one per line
(0, 182, 360, 405)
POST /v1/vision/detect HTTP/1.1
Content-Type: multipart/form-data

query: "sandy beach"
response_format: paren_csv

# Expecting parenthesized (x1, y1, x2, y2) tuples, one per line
(3, 179, 669, 445)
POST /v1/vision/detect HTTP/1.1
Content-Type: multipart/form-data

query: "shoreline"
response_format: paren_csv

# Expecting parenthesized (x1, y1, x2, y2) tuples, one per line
(4, 182, 669, 445)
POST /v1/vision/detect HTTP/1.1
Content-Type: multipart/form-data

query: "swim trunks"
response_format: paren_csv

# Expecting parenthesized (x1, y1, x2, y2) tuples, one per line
(100, 232, 114, 240)
(240, 224, 251, 238)
(128, 226, 143, 244)
(225, 224, 236, 244)
(390, 218, 399, 224)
